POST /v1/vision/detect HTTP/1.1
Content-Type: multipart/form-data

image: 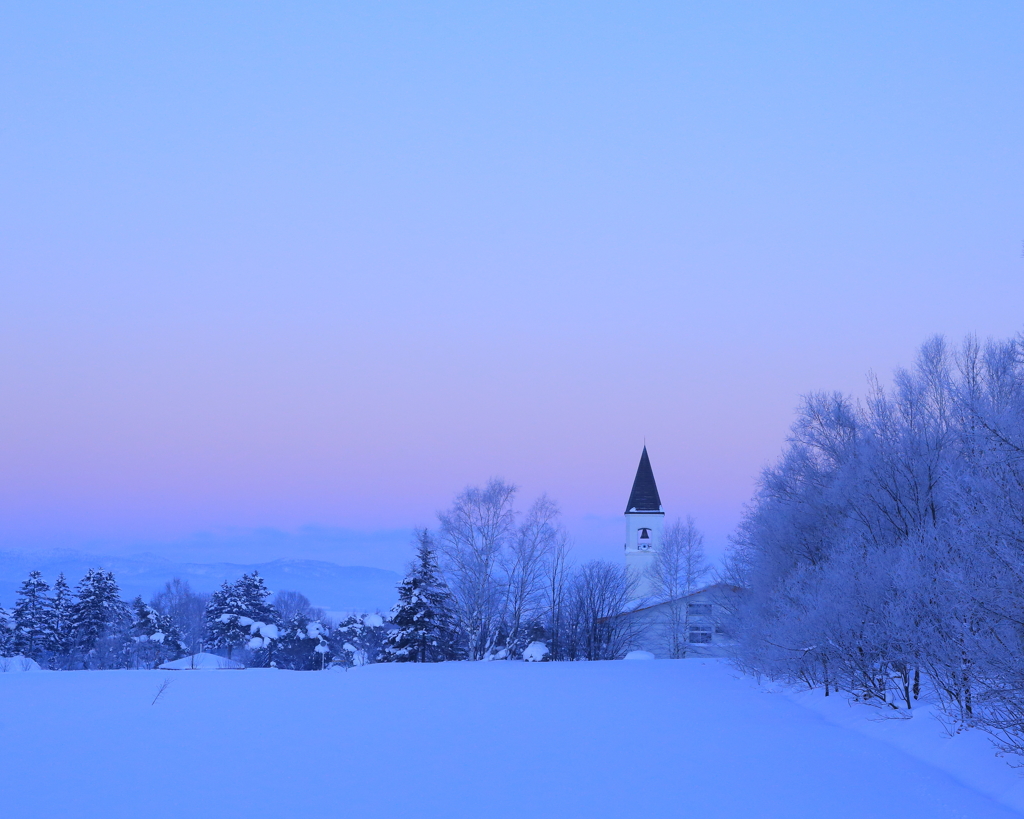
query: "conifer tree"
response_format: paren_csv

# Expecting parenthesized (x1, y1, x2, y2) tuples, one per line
(72, 569, 129, 668)
(236, 571, 278, 626)
(50, 573, 76, 668)
(129, 596, 186, 668)
(384, 530, 461, 662)
(204, 572, 280, 660)
(333, 613, 388, 667)
(0, 606, 15, 655)
(204, 579, 248, 659)
(12, 570, 54, 661)
(278, 613, 331, 670)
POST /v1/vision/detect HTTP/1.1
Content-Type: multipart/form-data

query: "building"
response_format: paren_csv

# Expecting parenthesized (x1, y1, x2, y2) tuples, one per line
(623, 446, 664, 598)
(617, 446, 738, 659)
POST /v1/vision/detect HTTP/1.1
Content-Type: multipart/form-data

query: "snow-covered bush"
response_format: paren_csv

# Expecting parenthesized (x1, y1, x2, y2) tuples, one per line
(522, 642, 549, 662)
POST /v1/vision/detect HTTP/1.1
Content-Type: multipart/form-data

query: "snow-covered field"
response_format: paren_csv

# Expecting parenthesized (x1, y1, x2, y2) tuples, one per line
(2, 659, 1022, 818)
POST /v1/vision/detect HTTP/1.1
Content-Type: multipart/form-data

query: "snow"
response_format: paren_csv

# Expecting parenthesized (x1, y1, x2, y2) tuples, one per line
(522, 641, 549, 662)
(0, 655, 41, 672)
(623, 650, 655, 660)
(157, 653, 245, 670)
(1, 659, 1023, 818)
(363, 613, 384, 627)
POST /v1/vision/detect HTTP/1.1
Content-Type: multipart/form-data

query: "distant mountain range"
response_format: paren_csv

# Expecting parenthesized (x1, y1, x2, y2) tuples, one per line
(0, 549, 400, 615)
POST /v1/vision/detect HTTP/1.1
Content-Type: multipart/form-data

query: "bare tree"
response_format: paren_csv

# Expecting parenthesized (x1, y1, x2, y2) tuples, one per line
(437, 478, 518, 659)
(566, 561, 641, 660)
(648, 516, 711, 658)
(543, 528, 573, 660)
(273, 591, 326, 625)
(501, 494, 563, 656)
(151, 579, 210, 655)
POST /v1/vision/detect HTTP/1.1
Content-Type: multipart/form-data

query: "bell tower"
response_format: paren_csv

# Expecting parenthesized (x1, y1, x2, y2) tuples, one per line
(624, 445, 664, 597)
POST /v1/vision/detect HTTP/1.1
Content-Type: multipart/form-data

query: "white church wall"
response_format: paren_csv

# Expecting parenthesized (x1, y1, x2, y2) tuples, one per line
(624, 512, 664, 598)
(617, 586, 740, 659)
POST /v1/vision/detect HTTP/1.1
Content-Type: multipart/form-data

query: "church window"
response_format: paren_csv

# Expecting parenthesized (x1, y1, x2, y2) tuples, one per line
(688, 626, 713, 644)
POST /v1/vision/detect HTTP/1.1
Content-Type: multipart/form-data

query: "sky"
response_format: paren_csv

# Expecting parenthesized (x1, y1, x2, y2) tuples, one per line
(2, 2, 1023, 570)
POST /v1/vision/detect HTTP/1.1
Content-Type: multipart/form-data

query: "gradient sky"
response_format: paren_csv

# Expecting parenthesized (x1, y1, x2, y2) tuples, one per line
(2, 3, 1023, 569)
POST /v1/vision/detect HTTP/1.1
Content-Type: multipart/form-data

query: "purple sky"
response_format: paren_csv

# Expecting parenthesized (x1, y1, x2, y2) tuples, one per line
(2, 3, 1023, 569)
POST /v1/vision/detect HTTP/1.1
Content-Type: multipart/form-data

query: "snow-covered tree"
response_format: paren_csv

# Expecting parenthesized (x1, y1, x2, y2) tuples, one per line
(50, 573, 76, 668)
(278, 613, 332, 670)
(334, 613, 388, 667)
(71, 569, 129, 669)
(12, 571, 54, 661)
(204, 572, 280, 662)
(728, 332, 1024, 757)
(384, 530, 461, 663)
(0, 606, 15, 655)
(128, 596, 186, 668)
(205, 579, 249, 659)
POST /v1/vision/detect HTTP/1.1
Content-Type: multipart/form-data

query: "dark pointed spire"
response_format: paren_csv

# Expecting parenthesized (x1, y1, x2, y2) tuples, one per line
(625, 446, 663, 514)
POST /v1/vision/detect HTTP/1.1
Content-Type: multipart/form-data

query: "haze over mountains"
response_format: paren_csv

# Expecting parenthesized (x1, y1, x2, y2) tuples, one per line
(0, 549, 399, 615)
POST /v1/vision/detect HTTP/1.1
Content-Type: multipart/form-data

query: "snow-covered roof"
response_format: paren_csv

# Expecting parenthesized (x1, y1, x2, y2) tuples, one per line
(159, 653, 245, 670)
(612, 583, 744, 618)
(0, 655, 42, 672)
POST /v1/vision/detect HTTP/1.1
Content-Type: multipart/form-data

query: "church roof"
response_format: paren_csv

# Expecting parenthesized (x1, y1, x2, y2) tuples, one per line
(625, 446, 663, 513)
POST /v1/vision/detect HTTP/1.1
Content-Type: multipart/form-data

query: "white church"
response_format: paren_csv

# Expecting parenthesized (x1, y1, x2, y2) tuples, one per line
(614, 446, 738, 659)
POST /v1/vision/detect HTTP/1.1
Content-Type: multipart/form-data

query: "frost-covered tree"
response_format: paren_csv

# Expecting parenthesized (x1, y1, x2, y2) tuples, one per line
(647, 517, 711, 658)
(436, 481, 571, 660)
(384, 530, 461, 663)
(12, 571, 54, 661)
(71, 569, 129, 669)
(501, 496, 565, 659)
(438, 479, 517, 660)
(728, 332, 1024, 756)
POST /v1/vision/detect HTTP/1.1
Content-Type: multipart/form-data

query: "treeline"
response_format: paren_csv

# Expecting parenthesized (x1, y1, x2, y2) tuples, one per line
(0, 481, 653, 670)
(728, 333, 1024, 756)
(0, 567, 384, 671)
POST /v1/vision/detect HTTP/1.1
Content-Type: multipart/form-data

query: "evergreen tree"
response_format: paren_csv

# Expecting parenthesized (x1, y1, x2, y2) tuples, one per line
(0, 606, 15, 655)
(128, 596, 186, 668)
(204, 579, 249, 659)
(71, 569, 129, 668)
(384, 530, 461, 662)
(333, 613, 389, 667)
(204, 572, 280, 661)
(278, 613, 331, 670)
(12, 571, 54, 661)
(50, 573, 76, 668)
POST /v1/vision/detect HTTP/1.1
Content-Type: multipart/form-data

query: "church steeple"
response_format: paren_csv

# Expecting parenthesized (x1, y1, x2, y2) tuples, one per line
(625, 445, 663, 514)
(623, 445, 665, 597)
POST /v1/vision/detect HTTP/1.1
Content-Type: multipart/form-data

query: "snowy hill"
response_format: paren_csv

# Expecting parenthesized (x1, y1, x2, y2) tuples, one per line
(0, 550, 399, 614)
(1, 660, 1022, 818)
